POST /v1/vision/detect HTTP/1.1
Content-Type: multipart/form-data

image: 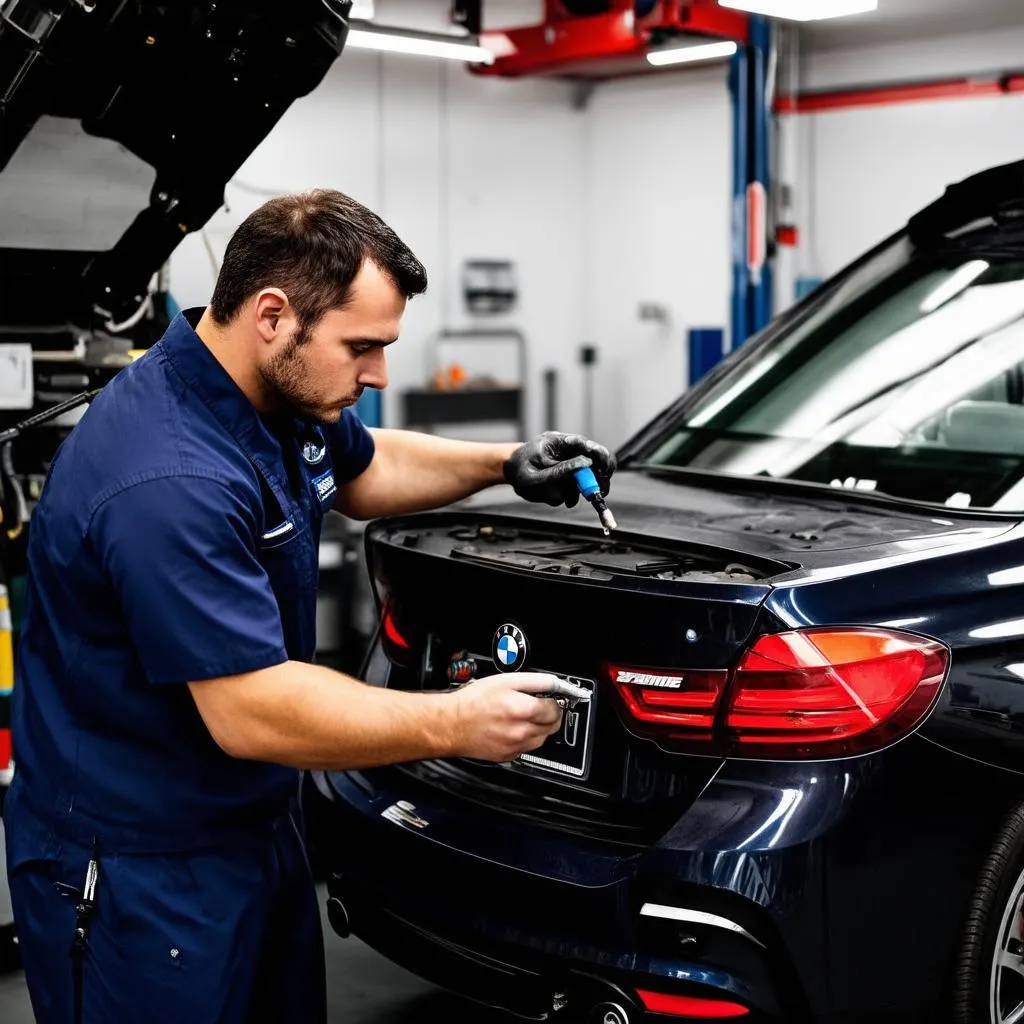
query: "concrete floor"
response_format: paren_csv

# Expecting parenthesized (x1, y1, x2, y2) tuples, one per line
(0, 821, 505, 1023)
(0, 900, 506, 1023)
(0, 920, 506, 1023)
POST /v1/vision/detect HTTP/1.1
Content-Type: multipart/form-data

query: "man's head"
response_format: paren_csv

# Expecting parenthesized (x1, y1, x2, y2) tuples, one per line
(208, 189, 427, 423)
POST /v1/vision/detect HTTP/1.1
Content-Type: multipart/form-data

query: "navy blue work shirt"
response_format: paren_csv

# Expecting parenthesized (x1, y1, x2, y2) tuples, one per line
(9, 308, 374, 850)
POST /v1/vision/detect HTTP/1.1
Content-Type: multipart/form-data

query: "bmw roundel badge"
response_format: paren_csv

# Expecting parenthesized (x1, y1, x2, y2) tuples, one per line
(492, 623, 527, 673)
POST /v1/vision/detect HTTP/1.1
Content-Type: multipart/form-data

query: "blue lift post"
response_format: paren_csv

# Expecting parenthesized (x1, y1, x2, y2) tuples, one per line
(729, 40, 749, 351)
(688, 327, 727, 386)
(729, 14, 774, 352)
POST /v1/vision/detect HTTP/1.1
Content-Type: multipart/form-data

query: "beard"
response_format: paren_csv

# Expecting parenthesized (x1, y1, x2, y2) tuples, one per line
(261, 332, 358, 424)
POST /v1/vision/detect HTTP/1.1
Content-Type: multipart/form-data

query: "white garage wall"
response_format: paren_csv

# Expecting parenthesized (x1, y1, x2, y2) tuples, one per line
(169, 49, 589, 440)
(170, 60, 733, 448)
(800, 93, 1024, 280)
(795, 23, 1024, 281)
(442, 69, 590, 441)
(167, 0, 736, 448)
(584, 67, 732, 445)
(804, 23, 1024, 92)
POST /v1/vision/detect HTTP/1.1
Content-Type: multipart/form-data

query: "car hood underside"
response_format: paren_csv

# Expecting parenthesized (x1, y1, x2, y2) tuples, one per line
(0, 0, 351, 328)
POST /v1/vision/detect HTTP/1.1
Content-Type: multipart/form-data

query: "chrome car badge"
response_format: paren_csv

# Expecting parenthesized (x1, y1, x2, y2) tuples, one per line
(492, 623, 527, 672)
(614, 670, 684, 689)
(381, 800, 429, 830)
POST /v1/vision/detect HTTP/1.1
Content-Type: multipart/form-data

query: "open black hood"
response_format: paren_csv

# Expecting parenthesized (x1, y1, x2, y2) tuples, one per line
(0, 0, 352, 327)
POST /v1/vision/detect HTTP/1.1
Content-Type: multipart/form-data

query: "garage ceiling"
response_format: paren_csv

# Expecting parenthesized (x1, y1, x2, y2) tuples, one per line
(806, 0, 1024, 50)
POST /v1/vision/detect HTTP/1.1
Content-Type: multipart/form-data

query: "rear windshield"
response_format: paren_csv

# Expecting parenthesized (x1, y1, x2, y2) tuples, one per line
(641, 238, 1024, 511)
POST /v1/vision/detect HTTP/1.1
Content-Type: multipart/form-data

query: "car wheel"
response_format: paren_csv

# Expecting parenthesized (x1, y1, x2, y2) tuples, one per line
(952, 804, 1024, 1023)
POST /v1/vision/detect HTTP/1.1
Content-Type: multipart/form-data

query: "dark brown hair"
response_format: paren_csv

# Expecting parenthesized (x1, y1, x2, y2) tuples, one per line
(210, 189, 427, 341)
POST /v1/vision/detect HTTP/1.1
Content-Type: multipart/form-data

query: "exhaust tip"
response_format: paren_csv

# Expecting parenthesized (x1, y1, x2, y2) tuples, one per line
(326, 895, 351, 938)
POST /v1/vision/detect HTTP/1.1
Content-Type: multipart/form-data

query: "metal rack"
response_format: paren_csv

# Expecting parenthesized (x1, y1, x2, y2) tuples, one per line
(401, 327, 526, 439)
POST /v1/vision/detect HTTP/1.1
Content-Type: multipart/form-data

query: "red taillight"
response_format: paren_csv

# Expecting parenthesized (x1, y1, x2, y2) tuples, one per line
(637, 989, 749, 1018)
(727, 628, 948, 757)
(608, 665, 728, 740)
(380, 603, 412, 662)
(607, 628, 948, 759)
(382, 610, 410, 650)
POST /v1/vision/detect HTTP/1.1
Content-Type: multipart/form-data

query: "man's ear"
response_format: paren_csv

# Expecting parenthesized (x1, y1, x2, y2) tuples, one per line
(254, 288, 289, 343)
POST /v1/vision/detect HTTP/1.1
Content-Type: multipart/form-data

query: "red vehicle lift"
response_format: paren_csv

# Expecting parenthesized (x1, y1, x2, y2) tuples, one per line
(461, 0, 772, 350)
(472, 0, 749, 79)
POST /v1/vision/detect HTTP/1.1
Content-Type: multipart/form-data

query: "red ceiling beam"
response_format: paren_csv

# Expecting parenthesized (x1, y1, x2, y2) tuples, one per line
(776, 75, 1024, 114)
(476, 9, 640, 77)
(669, 0, 750, 42)
(474, 1, 748, 79)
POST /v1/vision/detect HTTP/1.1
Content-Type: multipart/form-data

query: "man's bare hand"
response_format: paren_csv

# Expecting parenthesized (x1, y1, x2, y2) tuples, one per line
(448, 672, 564, 762)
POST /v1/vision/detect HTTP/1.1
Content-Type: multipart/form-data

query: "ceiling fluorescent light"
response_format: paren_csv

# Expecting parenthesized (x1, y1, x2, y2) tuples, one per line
(346, 23, 494, 64)
(647, 40, 738, 67)
(718, 0, 877, 21)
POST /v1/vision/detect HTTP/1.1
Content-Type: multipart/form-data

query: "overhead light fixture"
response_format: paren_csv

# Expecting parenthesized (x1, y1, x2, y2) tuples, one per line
(718, 0, 878, 21)
(647, 39, 738, 67)
(345, 22, 494, 64)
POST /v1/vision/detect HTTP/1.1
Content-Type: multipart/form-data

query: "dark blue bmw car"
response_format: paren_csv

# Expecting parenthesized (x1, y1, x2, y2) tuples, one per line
(306, 160, 1024, 1023)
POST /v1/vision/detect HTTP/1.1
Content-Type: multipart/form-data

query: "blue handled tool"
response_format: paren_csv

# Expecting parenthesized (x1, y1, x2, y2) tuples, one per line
(574, 466, 617, 535)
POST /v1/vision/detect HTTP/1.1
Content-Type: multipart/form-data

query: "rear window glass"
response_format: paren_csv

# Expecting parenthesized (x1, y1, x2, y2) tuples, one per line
(642, 239, 1024, 510)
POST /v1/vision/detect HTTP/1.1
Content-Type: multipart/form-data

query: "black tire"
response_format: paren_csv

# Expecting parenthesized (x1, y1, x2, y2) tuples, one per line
(951, 803, 1024, 1023)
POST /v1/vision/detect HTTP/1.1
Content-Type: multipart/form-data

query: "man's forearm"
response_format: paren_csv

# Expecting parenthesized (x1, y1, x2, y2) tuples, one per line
(336, 428, 520, 519)
(189, 661, 564, 770)
(190, 661, 456, 770)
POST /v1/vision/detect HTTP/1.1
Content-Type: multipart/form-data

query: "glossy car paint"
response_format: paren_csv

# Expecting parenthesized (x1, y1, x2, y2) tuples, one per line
(307, 474, 1024, 1019)
(308, 163, 1024, 1022)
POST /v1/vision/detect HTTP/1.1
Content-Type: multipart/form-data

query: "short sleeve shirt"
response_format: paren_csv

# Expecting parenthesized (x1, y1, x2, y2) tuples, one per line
(10, 309, 374, 848)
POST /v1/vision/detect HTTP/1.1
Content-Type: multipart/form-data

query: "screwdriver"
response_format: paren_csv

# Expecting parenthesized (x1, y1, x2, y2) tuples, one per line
(574, 466, 617, 535)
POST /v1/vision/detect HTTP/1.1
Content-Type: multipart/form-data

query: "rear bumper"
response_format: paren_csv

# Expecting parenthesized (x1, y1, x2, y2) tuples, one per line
(308, 768, 806, 1022)
(305, 736, 1000, 1022)
(332, 886, 777, 1023)
(329, 889, 638, 1022)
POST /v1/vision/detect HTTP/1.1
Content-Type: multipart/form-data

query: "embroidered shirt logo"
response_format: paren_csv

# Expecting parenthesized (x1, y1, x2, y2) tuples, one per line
(313, 469, 337, 505)
(301, 429, 327, 465)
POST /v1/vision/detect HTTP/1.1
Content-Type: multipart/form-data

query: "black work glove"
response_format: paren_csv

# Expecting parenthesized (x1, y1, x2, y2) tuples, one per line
(503, 432, 616, 508)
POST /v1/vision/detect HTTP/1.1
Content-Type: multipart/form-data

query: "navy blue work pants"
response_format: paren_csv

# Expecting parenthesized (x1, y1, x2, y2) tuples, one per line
(4, 792, 326, 1023)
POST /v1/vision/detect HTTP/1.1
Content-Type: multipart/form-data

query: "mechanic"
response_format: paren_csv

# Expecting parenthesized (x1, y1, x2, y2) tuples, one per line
(3, 189, 615, 1023)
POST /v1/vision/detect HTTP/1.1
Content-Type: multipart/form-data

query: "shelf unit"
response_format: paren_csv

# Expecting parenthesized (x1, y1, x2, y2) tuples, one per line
(401, 327, 527, 440)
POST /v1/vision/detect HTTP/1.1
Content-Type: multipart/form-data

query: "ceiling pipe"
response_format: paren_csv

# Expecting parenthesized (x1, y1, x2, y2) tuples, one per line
(777, 74, 1024, 114)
